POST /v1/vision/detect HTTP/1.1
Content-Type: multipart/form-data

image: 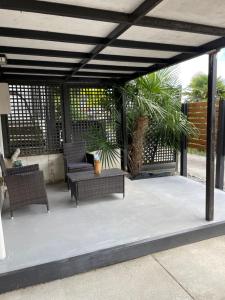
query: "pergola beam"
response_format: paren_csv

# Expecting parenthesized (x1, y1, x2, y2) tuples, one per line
(112, 39, 197, 52)
(2, 0, 225, 36)
(0, 46, 170, 64)
(6, 59, 150, 72)
(1, 67, 131, 78)
(0, 27, 197, 53)
(0, 74, 120, 85)
(138, 17, 225, 36)
(0, 0, 129, 24)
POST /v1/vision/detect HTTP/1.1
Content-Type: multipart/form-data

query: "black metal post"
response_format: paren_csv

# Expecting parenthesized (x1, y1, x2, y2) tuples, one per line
(121, 91, 128, 171)
(215, 100, 225, 189)
(206, 51, 217, 221)
(61, 84, 71, 143)
(180, 102, 188, 176)
(115, 86, 128, 171)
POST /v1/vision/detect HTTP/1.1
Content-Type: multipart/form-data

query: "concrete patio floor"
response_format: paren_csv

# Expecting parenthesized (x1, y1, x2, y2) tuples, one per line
(1, 175, 225, 293)
(2, 235, 225, 300)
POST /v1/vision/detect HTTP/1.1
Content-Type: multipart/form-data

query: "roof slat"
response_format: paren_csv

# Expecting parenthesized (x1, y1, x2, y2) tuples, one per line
(0, 46, 169, 63)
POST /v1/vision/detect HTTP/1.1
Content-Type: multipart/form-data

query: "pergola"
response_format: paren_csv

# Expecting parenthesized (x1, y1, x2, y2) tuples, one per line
(0, 1, 224, 219)
(2, 1, 225, 293)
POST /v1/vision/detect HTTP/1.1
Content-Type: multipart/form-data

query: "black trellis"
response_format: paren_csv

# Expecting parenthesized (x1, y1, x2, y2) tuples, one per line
(143, 123, 176, 166)
(4, 84, 63, 156)
(3, 83, 176, 168)
(68, 87, 118, 146)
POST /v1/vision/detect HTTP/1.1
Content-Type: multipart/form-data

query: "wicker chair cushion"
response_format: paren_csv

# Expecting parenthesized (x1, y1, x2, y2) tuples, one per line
(67, 162, 93, 172)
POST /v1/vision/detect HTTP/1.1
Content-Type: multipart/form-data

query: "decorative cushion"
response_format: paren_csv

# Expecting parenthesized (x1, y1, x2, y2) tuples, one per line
(67, 162, 93, 172)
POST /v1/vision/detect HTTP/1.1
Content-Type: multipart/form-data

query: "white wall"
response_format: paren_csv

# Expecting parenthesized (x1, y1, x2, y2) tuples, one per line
(19, 154, 65, 184)
(0, 116, 6, 260)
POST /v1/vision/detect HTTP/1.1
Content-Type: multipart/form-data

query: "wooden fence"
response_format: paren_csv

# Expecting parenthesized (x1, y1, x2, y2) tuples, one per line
(187, 101, 220, 151)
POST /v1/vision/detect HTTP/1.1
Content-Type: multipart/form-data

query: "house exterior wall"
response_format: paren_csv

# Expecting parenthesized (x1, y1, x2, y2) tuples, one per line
(15, 154, 65, 184)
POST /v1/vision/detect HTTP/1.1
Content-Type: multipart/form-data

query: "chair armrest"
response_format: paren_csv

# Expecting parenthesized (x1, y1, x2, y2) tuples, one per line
(6, 164, 39, 176)
(86, 153, 94, 166)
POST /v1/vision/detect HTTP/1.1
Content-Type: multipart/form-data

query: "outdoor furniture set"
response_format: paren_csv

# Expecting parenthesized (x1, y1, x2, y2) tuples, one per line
(0, 141, 126, 217)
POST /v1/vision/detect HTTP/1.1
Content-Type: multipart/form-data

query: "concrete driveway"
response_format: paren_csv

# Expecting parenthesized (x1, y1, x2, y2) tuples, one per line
(2, 235, 225, 300)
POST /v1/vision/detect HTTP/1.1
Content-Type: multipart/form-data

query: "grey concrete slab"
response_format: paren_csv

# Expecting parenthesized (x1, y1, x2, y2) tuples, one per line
(0, 255, 191, 300)
(1, 176, 225, 275)
(187, 153, 206, 182)
(154, 236, 225, 300)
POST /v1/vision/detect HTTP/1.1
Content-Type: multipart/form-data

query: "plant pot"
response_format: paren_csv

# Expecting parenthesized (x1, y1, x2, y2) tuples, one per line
(94, 160, 102, 175)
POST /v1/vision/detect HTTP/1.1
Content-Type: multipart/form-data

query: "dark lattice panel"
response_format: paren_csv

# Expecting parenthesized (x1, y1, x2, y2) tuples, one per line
(143, 141, 176, 165)
(7, 84, 63, 156)
(68, 87, 117, 145)
(143, 123, 176, 165)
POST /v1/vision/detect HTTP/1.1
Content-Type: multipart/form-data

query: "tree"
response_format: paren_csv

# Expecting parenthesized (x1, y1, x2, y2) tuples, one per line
(185, 73, 225, 102)
(123, 68, 196, 177)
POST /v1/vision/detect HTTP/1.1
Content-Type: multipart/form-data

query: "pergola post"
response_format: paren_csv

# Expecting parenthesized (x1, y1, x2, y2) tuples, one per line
(121, 91, 128, 171)
(215, 99, 225, 189)
(115, 86, 128, 171)
(206, 51, 218, 221)
(61, 84, 71, 143)
(180, 102, 188, 177)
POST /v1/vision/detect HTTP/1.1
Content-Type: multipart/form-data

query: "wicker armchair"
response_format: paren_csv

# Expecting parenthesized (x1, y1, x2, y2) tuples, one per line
(0, 153, 49, 218)
(63, 141, 94, 182)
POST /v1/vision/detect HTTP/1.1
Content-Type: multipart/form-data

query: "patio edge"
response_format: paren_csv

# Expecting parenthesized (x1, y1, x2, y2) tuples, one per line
(1, 221, 225, 294)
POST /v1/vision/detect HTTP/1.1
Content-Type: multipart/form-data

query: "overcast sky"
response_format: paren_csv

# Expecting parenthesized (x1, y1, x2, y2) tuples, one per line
(177, 48, 225, 88)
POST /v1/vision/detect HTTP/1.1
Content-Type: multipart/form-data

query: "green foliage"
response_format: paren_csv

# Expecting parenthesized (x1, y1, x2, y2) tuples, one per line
(123, 68, 197, 151)
(185, 72, 225, 102)
(85, 128, 120, 169)
(82, 89, 120, 167)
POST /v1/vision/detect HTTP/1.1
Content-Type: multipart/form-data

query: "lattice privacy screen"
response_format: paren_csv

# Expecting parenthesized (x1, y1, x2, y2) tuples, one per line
(143, 122, 176, 165)
(68, 87, 118, 147)
(4, 84, 175, 166)
(6, 84, 62, 156)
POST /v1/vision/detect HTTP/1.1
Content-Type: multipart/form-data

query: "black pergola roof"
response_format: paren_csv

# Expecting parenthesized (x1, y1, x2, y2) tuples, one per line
(0, 0, 225, 85)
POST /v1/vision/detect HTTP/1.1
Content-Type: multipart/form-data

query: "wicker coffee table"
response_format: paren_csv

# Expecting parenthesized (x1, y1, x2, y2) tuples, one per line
(67, 168, 126, 207)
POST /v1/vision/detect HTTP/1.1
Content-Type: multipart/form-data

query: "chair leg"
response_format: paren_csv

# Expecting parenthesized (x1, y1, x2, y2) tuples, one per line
(10, 209, 13, 219)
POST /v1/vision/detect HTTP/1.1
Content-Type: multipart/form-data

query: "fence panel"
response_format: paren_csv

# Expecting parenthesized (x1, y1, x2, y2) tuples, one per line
(187, 101, 219, 151)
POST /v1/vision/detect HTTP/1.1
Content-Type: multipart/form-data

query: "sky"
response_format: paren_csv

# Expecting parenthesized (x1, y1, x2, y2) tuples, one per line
(177, 48, 225, 88)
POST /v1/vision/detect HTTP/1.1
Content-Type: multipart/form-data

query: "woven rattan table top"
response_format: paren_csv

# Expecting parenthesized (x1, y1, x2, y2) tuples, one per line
(67, 168, 126, 182)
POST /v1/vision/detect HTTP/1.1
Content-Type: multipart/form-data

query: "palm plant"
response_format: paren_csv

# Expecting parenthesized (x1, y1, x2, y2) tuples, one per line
(85, 89, 121, 169)
(123, 68, 196, 177)
(184, 73, 225, 102)
(85, 128, 120, 169)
